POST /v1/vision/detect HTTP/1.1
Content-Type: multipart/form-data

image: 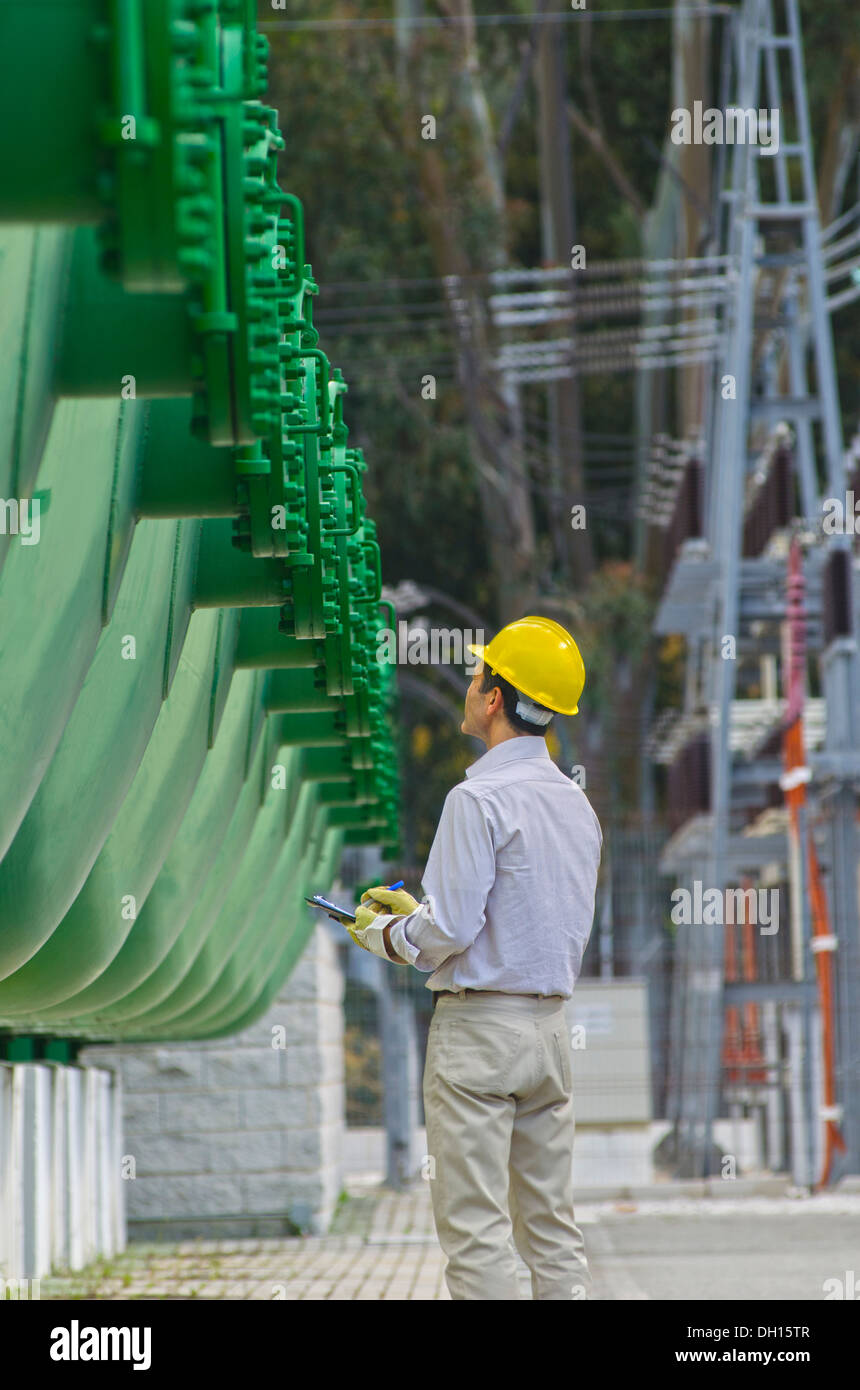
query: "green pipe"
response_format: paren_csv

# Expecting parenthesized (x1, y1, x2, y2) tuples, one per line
(0, 228, 69, 510)
(159, 801, 333, 1041)
(56, 229, 192, 397)
(22, 648, 256, 1025)
(147, 779, 318, 1035)
(0, 396, 144, 859)
(265, 668, 336, 713)
(194, 518, 288, 608)
(117, 742, 305, 1032)
(235, 610, 324, 670)
(183, 823, 344, 1044)
(91, 715, 273, 1028)
(0, 1, 103, 223)
(0, 517, 187, 978)
(274, 713, 348, 748)
(137, 399, 237, 518)
(0, 608, 222, 1014)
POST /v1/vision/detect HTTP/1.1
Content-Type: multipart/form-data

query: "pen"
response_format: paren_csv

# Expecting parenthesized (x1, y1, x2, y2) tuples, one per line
(388, 879, 405, 890)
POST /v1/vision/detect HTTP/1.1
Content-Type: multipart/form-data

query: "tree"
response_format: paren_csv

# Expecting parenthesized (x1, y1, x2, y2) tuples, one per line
(396, 0, 538, 623)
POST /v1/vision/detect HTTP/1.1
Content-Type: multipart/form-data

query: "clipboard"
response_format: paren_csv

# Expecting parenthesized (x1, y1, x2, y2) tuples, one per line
(305, 894, 356, 924)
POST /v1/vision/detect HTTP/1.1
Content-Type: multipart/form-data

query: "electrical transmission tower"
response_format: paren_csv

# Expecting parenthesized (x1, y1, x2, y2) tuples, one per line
(654, 0, 860, 1181)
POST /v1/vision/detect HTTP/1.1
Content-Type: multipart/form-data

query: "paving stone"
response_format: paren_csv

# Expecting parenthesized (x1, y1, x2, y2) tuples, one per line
(39, 1182, 448, 1300)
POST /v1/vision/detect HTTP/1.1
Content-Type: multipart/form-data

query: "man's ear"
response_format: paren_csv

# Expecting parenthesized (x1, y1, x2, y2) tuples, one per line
(487, 683, 504, 714)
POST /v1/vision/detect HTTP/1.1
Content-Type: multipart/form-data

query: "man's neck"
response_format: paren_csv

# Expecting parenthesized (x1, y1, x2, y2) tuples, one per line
(484, 725, 540, 752)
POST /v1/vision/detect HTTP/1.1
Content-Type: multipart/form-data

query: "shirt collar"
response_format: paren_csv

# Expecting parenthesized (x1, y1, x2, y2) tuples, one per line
(465, 735, 551, 779)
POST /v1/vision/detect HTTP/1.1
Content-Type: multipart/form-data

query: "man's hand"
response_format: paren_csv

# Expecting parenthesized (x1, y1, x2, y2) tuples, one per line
(353, 903, 384, 933)
(360, 885, 420, 916)
(344, 897, 412, 963)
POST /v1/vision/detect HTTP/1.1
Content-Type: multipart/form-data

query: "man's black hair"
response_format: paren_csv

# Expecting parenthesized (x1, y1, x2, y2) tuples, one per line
(479, 664, 554, 735)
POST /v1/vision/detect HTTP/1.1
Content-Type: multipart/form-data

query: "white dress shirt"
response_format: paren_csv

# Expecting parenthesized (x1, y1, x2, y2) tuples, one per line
(383, 736, 603, 997)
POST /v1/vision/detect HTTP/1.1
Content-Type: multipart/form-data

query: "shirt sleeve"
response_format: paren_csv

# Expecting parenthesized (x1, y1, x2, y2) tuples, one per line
(386, 785, 496, 972)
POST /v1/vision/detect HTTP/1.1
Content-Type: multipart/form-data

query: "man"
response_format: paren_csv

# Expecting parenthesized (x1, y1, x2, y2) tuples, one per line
(347, 614, 602, 1301)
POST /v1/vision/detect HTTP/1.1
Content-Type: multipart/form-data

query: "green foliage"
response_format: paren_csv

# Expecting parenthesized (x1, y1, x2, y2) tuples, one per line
(262, 0, 860, 836)
(577, 561, 655, 713)
(267, 2, 490, 607)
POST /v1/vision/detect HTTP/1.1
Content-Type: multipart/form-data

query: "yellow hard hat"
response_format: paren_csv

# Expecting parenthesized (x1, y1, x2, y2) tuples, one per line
(467, 615, 586, 716)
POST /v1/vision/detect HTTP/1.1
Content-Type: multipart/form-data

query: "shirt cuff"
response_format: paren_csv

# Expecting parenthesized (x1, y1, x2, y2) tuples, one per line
(385, 914, 420, 966)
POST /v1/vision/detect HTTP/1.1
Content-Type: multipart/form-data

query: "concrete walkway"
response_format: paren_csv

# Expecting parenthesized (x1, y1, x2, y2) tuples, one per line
(40, 1183, 454, 1301)
(38, 1182, 860, 1301)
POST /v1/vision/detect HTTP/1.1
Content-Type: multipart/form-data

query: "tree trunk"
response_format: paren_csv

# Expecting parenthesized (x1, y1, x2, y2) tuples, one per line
(397, 0, 538, 624)
(536, 0, 592, 587)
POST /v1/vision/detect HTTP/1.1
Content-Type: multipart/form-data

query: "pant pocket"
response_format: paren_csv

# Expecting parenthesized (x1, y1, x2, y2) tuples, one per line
(552, 1026, 572, 1093)
(443, 1012, 524, 1093)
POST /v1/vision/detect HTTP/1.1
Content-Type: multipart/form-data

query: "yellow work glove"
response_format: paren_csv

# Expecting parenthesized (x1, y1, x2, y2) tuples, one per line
(345, 888, 419, 960)
(360, 886, 420, 917)
(351, 902, 384, 936)
(345, 901, 393, 959)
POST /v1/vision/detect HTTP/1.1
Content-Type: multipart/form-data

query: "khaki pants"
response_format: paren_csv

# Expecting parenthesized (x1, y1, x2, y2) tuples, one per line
(423, 989, 590, 1301)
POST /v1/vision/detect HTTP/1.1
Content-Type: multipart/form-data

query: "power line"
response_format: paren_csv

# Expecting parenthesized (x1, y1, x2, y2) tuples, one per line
(318, 254, 733, 295)
(316, 300, 450, 321)
(261, 7, 731, 34)
(315, 316, 453, 337)
(520, 411, 636, 443)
